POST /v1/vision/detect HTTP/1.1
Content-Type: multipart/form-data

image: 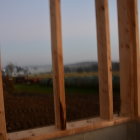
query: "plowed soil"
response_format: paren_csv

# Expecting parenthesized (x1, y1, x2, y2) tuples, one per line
(4, 92, 120, 132)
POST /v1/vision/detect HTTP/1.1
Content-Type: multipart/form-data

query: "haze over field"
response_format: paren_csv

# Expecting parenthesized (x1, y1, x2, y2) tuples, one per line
(0, 0, 140, 67)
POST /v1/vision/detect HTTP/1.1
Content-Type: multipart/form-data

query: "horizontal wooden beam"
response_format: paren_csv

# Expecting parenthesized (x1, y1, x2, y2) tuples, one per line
(8, 116, 131, 140)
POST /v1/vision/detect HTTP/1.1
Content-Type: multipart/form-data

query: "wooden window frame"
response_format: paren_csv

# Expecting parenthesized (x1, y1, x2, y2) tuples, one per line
(0, 0, 140, 140)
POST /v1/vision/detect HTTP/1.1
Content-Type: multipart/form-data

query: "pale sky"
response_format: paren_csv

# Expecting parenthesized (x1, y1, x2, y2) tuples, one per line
(0, 0, 140, 66)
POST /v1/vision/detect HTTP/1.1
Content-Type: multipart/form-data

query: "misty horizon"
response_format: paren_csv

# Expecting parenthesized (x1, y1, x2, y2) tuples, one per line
(2, 60, 120, 68)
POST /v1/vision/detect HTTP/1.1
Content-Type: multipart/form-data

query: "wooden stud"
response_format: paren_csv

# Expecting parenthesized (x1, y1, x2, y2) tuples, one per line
(0, 62, 7, 139)
(117, 0, 140, 117)
(50, 0, 66, 130)
(0, 1, 139, 140)
(95, 0, 113, 120)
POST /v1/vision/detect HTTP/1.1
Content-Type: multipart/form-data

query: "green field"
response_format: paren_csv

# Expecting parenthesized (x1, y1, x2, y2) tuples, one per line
(15, 84, 53, 94)
(14, 84, 99, 95)
(14, 71, 119, 95)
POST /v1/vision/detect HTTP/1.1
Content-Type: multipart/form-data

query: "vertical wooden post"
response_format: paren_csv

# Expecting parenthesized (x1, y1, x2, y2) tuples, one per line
(117, 0, 140, 117)
(95, 0, 113, 120)
(0, 64, 7, 139)
(50, 0, 66, 130)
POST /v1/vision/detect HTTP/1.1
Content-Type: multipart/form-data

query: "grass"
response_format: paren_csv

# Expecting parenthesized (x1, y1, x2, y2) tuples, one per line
(65, 87, 98, 95)
(14, 84, 99, 95)
(14, 71, 119, 95)
(14, 84, 53, 94)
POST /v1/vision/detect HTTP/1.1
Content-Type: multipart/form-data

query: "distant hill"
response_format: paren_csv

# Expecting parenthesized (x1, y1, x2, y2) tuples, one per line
(64, 61, 119, 73)
(3, 61, 119, 75)
(26, 61, 119, 74)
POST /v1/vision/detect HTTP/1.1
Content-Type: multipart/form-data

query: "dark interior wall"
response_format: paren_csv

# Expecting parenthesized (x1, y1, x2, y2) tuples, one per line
(136, 122, 140, 140)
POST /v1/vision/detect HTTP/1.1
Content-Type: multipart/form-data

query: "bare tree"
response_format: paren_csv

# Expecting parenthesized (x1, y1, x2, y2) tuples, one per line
(5, 63, 14, 77)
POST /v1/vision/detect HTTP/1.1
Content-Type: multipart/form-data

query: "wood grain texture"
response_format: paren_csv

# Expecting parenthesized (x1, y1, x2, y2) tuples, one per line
(0, 64, 7, 140)
(8, 116, 131, 140)
(50, 0, 66, 129)
(95, 0, 113, 120)
(117, 0, 140, 118)
(1, 1, 139, 140)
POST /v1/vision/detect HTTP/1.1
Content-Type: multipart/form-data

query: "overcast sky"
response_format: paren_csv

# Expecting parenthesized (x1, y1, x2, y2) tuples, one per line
(0, 0, 140, 66)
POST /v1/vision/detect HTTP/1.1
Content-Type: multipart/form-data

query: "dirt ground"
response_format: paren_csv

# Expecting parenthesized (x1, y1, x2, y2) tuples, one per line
(4, 92, 120, 132)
